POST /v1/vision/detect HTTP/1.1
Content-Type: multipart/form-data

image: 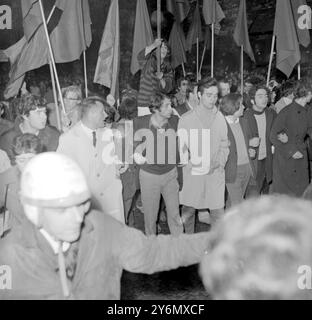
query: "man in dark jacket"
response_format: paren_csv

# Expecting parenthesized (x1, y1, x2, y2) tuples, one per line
(0, 153, 209, 300)
(0, 94, 60, 164)
(244, 85, 276, 196)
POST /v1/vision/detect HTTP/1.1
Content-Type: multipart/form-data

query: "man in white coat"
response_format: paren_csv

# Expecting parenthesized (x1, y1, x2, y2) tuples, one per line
(57, 96, 125, 223)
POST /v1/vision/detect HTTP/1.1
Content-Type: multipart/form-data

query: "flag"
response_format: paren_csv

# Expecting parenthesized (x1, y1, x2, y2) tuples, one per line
(169, 21, 187, 69)
(130, 0, 154, 75)
(4, 0, 92, 99)
(186, 2, 203, 52)
(22, 0, 63, 41)
(291, 0, 311, 47)
(233, 0, 255, 62)
(166, 0, 190, 23)
(202, 0, 225, 25)
(50, 0, 92, 63)
(274, 0, 301, 78)
(203, 25, 211, 50)
(93, 0, 120, 98)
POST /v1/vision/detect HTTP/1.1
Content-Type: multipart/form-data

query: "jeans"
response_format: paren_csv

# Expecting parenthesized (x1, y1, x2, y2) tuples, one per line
(139, 168, 183, 236)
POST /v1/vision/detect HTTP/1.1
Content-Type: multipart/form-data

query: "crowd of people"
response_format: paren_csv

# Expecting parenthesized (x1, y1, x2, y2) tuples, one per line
(1, 38, 312, 300)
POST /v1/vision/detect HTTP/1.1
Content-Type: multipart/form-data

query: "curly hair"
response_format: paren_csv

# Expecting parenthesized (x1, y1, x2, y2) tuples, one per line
(12, 133, 42, 156)
(18, 94, 47, 117)
(200, 196, 312, 300)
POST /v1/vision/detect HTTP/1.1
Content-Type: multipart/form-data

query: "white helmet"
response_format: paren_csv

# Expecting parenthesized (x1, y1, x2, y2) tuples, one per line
(20, 152, 91, 209)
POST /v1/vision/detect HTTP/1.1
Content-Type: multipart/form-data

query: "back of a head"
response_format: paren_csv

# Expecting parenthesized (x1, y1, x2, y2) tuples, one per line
(200, 196, 312, 300)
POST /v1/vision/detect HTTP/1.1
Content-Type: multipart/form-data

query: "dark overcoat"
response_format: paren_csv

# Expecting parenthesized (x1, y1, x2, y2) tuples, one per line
(270, 102, 312, 196)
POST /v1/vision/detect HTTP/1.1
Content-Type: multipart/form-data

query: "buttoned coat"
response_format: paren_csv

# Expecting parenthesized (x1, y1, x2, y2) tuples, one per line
(270, 102, 312, 196)
(57, 122, 124, 223)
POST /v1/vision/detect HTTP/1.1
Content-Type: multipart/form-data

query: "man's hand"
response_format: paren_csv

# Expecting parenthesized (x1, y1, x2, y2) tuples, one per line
(155, 71, 164, 80)
(292, 151, 304, 159)
(277, 133, 288, 144)
(249, 137, 260, 148)
(248, 148, 256, 159)
(133, 153, 147, 165)
(208, 160, 220, 175)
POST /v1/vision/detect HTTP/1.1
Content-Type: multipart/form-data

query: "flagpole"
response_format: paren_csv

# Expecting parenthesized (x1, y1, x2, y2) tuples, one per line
(38, 0, 66, 115)
(267, 35, 276, 87)
(211, 23, 214, 78)
(197, 37, 199, 82)
(240, 45, 244, 96)
(83, 51, 88, 97)
(46, 5, 61, 131)
(157, 0, 161, 74)
(298, 64, 301, 80)
(199, 46, 206, 76)
(181, 62, 186, 77)
(49, 60, 61, 131)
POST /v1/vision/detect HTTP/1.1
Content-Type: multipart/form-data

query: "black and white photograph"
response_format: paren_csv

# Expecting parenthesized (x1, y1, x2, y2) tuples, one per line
(0, 0, 312, 303)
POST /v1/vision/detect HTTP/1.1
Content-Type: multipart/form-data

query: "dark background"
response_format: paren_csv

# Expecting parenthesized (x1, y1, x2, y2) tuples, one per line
(0, 0, 311, 94)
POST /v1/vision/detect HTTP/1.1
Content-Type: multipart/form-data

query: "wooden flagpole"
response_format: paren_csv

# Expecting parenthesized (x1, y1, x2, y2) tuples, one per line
(240, 45, 244, 96)
(211, 23, 214, 78)
(38, 0, 66, 115)
(83, 51, 88, 97)
(196, 37, 199, 82)
(199, 46, 206, 76)
(267, 35, 276, 87)
(157, 0, 161, 74)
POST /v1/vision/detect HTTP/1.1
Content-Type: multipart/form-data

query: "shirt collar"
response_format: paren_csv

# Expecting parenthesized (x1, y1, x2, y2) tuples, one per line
(39, 229, 70, 255)
(225, 116, 240, 124)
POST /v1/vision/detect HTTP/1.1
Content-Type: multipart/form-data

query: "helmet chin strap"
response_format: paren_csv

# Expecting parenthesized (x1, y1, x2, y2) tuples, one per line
(58, 241, 70, 298)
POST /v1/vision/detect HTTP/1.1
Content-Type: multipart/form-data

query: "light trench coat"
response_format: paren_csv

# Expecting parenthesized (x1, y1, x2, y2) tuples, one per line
(178, 107, 229, 210)
(57, 121, 124, 223)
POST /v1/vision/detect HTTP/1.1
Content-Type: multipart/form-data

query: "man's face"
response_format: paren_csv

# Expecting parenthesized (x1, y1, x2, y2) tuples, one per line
(30, 86, 41, 97)
(158, 97, 173, 119)
(179, 80, 189, 94)
(253, 89, 269, 111)
(92, 101, 109, 129)
(64, 93, 81, 113)
(219, 82, 230, 97)
(244, 82, 253, 94)
(25, 107, 47, 131)
(199, 86, 219, 109)
(41, 202, 90, 243)
(233, 102, 245, 119)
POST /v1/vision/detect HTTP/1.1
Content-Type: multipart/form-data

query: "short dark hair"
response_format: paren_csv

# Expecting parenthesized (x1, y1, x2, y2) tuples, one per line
(149, 92, 170, 113)
(249, 85, 270, 102)
(119, 97, 137, 120)
(80, 96, 116, 123)
(18, 94, 47, 117)
(26, 79, 40, 94)
(177, 77, 189, 88)
(280, 80, 298, 98)
(12, 133, 42, 156)
(198, 78, 218, 95)
(220, 94, 243, 116)
(294, 81, 311, 99)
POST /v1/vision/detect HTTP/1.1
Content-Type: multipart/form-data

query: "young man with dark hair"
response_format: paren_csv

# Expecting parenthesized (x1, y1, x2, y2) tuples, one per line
(175, 77, 189, 105)
(220, 94, 256, 207)
(133, 92, 183, 236)
(179, 78, 229, 232)
(244, 85, 276, 196)
(0, 94, 60, 164)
